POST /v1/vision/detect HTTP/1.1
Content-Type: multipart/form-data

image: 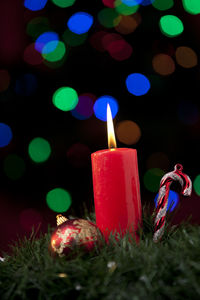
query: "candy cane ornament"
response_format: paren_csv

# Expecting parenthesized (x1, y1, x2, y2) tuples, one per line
(153, 164, 192, 243)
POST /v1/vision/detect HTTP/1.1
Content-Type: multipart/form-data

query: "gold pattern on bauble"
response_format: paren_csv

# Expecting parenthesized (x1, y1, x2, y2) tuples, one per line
(51, 217, 98, 256)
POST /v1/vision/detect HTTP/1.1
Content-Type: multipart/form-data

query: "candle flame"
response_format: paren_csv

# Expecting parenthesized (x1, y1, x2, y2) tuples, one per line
(107, 103, 117, 149)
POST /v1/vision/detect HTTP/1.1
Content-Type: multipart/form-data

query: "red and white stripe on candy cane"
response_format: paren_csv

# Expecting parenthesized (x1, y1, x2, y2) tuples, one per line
(153, 164, 192, 243)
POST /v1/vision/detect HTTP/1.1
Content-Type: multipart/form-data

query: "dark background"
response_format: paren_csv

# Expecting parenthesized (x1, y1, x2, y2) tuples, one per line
(0, 0, 200, 254)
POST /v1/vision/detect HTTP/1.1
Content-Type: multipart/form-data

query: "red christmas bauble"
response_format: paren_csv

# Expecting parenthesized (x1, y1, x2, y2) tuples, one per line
(51, 218, 99, 256)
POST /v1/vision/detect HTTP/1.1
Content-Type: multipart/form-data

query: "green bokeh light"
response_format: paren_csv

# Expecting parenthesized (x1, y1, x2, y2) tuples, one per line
(4, 154, 26, 180)
(98, 8, 121, 28)
(28, 137, 51, 163)
(152, 0, 174, 11)
(144, 168, 165, 193)
(63, 29, 88, 47)
(182, 0, 200, 15)
(51, 0, 76, 8)
(42, 41, 66, 62)
(46, 188, 72, 212)
(43, 56, 66, 69)
(26, 17, 50, 38)
(115, 0, 139, 16)
(52, 87, 78, 111)
(159, 15, 184, 37)
(193, 175, 200, 196)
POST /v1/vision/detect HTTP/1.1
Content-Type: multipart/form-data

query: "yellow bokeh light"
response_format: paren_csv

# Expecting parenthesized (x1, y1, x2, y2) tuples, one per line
(115, 13, 141, 35)
(116, 120, 141, 145)
(152, 53, 175, 76)
(175, 46, 198, 68)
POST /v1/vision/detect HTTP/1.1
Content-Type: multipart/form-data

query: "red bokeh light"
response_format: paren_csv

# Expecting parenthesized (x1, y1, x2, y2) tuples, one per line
(23, 43, 43, 66)
(107, 39, 133, 61)
(102, 0, 115, 8)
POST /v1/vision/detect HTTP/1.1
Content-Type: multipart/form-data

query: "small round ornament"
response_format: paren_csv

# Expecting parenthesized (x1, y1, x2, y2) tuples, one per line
(51, 214, 99, 256)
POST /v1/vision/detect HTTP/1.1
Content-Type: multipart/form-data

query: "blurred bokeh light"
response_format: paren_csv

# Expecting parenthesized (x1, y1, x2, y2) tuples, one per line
(98, 8, 121, 28)
(115, 13, 141, 35)
(52, 87, 78, 111)
(193, 175, 200, 196)
(89, 31, 108, 52)
(159, 15, 184, 37)
(71, 93, 95, 120)
(122, 0, 142, 5)
(63, 29, 88, 47)
(0, 123, 13, 148)
(152, 53, 175, 76)
(24, 43, 43, 66)
(51, 0, 76, 8)
(67, 12, 94, 34)
(28, 137, 51, 163)
(154, 190, 179, 212)
(141, 0, 155, 5)
(24, 0, 48, 11)
(144, 168, 165, 192)
(115, 0, 139, 15)
(46, 188, 72, 212)
(152, 0, 174, 11)
(42, 41, 66, 62)
(26, 17, 50, 39)
(102, 0, 115, 8)
(175, 46, 198, 68)
(116, 120, 141, 145)
(3, 154, 26, 180)
(35, 32, 59, 54)
(107, 38, 133, 61)
(126, 73, 150, 96)
(182, 0, 200, 15)
(93, 95, 119, 121)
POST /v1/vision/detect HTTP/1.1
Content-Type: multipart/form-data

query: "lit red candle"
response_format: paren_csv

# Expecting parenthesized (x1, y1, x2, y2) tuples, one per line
(91, 104, 142, 241)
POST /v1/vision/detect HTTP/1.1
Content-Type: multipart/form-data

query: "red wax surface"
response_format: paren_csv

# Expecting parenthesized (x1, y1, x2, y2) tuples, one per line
(91, 148, 142, 241)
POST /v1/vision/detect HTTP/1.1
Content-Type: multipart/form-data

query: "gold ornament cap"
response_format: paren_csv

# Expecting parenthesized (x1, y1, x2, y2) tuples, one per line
(56, 214, 68, 226)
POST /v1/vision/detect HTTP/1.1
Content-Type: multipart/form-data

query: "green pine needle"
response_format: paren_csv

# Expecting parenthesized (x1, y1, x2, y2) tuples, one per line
(0, 206, 200, 300)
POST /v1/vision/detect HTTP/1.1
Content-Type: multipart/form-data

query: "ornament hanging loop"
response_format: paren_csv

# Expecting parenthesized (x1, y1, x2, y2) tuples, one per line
(174, 163, 183, 171)
(173, 164, 192, 196)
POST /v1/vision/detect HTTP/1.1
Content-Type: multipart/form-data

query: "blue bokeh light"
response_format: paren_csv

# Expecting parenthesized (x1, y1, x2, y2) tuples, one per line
(71, 110, 85, 120)
(15, 74, 38, 96)
(0, 123, 13, 148)
(24, 0, 48, 11)
(154, 190, 179, 212)
(122, 0, 143, 6)
(67, 12, 94, 34)
(93, 95, 119, 121)
(35, 32, 59, 54)
(141, 0, 155, 6)
(126, 73, 151, 96)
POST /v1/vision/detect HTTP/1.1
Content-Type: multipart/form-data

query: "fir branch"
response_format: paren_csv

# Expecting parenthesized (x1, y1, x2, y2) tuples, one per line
(0, 210, 200, 300)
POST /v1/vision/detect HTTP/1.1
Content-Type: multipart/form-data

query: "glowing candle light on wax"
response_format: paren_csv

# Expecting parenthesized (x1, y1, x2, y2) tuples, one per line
(91, 104, 142, 241)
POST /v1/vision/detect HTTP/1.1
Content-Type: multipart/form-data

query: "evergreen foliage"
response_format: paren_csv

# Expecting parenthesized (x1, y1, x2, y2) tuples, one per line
(0, 207, 200, 300)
